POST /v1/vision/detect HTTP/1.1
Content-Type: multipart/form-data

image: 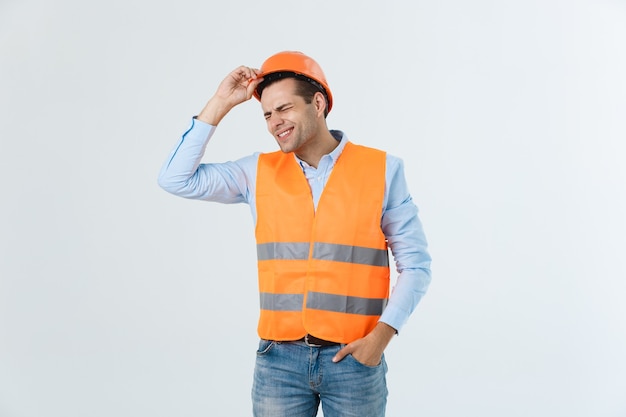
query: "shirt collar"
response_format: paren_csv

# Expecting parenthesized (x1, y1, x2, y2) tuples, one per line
(296, 129, 348, 168)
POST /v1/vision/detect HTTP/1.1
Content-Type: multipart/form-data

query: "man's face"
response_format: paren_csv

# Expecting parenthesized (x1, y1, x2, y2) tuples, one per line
(260, 78, 321, 155)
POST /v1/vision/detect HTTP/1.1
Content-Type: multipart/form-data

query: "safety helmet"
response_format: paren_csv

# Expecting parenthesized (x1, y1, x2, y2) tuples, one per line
(253, 51, 333, 113)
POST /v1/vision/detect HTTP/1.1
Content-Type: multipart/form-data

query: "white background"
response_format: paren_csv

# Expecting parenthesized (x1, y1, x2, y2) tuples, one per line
(1, 0, 625, 416)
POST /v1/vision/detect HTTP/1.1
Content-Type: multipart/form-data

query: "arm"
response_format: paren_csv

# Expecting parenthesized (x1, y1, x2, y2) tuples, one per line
(333, 156, 432, 366)
(378, 156, 432, 331)
(158, 66, 264, 201)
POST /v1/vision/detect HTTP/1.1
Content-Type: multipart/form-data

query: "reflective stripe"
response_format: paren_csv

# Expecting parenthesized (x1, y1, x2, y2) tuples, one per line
(313, 242, 389, 267)
(260, 291, 387, 315)
(257, 242, 388, 267)
(306, 291, 387, 316)
(257, 242, 310, 261)
(259, 292, 304, 311)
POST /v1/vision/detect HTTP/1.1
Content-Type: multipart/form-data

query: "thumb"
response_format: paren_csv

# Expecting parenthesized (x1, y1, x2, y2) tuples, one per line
(332, 345, 352, 363)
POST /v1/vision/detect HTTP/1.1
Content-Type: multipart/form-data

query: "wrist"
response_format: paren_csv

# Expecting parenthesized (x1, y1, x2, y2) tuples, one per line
(197, 97, 231, 125)
(370, 322, 396, 349)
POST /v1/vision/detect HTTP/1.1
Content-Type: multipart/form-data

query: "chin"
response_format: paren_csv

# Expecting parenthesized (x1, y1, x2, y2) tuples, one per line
(277, 143, 291, 153)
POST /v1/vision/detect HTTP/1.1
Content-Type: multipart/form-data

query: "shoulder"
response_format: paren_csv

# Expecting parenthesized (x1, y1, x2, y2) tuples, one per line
(348, 142, 404, 172)
(385, 153, 404, 171)
(345, 141, 387, 160)
(257, 149, 287, 165)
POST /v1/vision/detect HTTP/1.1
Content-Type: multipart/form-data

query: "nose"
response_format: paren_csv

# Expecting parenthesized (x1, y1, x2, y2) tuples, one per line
(266, 112, 283, 131)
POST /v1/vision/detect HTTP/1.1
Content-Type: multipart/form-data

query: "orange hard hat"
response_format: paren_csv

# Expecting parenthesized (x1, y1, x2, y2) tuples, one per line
(253, 51, 333, 112)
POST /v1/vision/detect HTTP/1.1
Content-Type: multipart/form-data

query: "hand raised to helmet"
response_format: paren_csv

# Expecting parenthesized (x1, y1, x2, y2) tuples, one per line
(198, 66, 263, 125)
(216, 66, 263, 106)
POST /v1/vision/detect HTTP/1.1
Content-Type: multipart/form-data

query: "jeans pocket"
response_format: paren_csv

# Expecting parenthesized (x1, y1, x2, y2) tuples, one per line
(347, 353, 384, 369)
(256, 339, 276, 356)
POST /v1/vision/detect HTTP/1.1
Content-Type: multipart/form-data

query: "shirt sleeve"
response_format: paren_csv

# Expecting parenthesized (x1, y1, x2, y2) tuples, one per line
(378, 155, 432, 333)
(157, 117, 256, 204)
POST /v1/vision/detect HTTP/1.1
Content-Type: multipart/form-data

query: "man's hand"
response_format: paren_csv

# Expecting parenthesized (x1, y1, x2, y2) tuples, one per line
(197, 66, 263, 125)
(332, 322, 396, 367)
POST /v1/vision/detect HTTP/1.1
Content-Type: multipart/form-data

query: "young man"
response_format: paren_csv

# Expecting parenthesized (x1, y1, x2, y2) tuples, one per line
(158, 51, 432, 417)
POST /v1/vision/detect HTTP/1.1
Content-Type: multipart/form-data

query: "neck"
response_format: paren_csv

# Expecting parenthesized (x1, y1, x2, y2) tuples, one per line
(296, 130, 339, 168)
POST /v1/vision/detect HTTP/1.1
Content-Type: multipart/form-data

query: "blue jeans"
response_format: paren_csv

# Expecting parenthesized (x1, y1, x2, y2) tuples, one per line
(252, 339, 388, 417)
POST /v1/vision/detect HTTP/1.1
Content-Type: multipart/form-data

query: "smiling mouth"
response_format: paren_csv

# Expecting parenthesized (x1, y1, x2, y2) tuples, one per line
(277, 128, 293, 139)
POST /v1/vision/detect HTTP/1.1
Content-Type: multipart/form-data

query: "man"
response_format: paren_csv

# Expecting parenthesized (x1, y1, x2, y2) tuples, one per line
(158, 51, 432, 417)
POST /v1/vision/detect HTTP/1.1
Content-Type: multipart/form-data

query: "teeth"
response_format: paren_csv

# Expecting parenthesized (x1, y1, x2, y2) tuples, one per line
(278, 129, 291, 138)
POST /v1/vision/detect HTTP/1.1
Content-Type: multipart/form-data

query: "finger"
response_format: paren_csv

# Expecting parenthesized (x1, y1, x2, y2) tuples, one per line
(332, 345, 352, 363)
(246, 78, 263, 97)
(231, 66, 252, 83)
(239, 66, 261, 81)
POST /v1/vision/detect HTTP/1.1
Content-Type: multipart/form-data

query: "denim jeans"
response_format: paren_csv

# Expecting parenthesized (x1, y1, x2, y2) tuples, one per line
(252, 339, 388, 417)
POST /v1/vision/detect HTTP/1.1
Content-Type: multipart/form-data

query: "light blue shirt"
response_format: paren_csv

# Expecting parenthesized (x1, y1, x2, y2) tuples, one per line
(158, 118, 432, 333)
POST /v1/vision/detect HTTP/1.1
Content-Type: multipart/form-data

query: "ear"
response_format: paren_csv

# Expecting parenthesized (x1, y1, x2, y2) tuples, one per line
(313, 91, 327, 117)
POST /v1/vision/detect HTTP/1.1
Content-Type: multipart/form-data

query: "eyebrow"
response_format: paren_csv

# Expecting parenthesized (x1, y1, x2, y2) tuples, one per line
(264, 102, 292, 118)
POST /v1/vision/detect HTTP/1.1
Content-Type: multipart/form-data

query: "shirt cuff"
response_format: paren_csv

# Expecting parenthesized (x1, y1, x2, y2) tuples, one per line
(379, 305, 408, 335)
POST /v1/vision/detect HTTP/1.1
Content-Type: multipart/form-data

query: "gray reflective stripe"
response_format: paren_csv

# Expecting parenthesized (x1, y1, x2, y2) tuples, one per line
(306, 291, 387, 316)
(312, 242, 389, 267)
(257, 242, 388, 266)
(257, 242, 310, 261)
(259, 292, 303, 311)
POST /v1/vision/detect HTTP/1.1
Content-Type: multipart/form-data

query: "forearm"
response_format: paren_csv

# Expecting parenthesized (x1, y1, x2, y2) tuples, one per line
(379, 267, 432, 332)
(197, 96, 234, 125)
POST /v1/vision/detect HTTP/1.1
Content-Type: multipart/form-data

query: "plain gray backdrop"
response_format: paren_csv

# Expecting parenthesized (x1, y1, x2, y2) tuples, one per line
(1, 0, 625, 416)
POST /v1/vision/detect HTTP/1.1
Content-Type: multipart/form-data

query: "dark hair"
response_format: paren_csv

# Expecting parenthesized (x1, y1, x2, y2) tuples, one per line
(256, 72, 329, 118)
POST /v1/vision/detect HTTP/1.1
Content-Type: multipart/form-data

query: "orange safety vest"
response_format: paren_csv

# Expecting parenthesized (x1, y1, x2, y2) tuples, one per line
(255, 142, 390, 343)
